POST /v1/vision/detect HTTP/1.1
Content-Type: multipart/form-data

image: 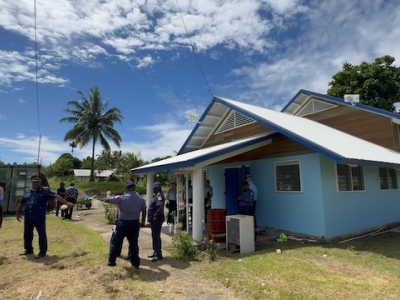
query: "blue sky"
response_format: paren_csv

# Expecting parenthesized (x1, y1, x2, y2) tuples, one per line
(0, 0, 399, 166)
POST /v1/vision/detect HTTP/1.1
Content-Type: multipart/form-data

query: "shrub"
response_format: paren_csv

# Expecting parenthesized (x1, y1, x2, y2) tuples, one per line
(170, 232, 198, 261)
(104, 203, 118, 224)
(197, 238, 219, 261)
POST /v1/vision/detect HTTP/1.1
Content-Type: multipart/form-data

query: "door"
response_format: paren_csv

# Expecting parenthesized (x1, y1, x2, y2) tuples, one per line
(225, 166, 250, 215)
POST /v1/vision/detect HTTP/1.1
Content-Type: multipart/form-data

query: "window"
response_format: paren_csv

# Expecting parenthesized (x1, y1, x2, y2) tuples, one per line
(275, 161, 301, 191)
(336, 164, 364, 191)
(379, 167, 398, 190)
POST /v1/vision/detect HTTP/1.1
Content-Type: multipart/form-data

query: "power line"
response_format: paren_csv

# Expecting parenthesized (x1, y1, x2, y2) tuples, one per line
(34, 0, 42, 165)
(175, 0, 213, 98)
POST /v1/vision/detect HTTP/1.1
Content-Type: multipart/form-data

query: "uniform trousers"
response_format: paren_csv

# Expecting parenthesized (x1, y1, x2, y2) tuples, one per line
(108, 219, 140, 267)
(150, 216, 164, 257)
(24, 218, 47, 254)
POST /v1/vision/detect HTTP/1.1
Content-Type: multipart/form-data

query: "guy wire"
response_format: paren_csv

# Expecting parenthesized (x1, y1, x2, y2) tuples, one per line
(175, 0, 213, 98)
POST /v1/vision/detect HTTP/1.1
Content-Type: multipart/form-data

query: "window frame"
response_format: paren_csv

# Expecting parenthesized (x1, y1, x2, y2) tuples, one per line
(274, 160, 302, 192)
(378, 167, 398, 190)
(336, 164, 365, 192)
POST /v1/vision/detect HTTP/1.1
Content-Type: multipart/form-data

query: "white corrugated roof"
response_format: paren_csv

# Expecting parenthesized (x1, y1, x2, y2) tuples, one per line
(132, 95, 400, 174)
(73, 169, 114, 177)
(217, 97, 400, 166)
(132, 134, 270, 173)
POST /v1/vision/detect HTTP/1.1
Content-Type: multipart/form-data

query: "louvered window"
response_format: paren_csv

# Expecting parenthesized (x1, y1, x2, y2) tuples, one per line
(379, 167, 398, 190)
(296, 99, 337, 117)
(216, 111, 255, 134)
(275, 161, 301, 192)
(336, 164, 364, 191)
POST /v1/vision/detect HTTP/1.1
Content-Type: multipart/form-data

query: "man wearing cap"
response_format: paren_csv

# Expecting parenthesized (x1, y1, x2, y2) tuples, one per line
(16, 175, 73, 259)
(147, 181, 165, 262)
(236, 180, 255, 216)
(246, 175, 258, 229)
(105, 180, 146, 269)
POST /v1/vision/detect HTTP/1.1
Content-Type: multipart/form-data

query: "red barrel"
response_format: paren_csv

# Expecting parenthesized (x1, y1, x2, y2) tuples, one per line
(207, 209, 226, 243)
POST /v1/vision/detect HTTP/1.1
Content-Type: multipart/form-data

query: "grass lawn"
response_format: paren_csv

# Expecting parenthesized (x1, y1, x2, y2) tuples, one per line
(2, 209, 400, 299)
(196, 228, 400, 300)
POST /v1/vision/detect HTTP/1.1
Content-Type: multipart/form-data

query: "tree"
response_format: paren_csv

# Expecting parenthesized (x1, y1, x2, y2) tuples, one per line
(327, 55, 400, 112)
(60, 87, 123, 181)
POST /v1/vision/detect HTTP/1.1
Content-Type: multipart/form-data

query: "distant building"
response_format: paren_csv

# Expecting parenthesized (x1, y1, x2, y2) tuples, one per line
(73, 169, 115, 182)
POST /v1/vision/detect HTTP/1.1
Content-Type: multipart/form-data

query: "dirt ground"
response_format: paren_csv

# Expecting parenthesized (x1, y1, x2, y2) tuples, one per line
(73, 199, 241, 300)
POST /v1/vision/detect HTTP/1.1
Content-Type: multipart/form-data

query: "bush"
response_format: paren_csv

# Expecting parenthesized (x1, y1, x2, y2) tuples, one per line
(104, 203, 118, 224)
(197, 238, 219, 261)
(170, 232, 198, 261)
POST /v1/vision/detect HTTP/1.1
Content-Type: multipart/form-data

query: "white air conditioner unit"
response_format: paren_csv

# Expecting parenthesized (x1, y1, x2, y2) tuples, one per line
(344, 94, 360, 105)
(226, 214, 254, 254)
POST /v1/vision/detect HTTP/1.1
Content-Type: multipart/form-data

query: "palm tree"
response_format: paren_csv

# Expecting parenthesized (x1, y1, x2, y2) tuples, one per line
(60, 87, 123, 181)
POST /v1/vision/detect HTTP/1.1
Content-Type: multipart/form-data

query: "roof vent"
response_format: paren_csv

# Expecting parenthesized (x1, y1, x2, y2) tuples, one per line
(296, 99, 337, 117)
(216, 111, 255, 134)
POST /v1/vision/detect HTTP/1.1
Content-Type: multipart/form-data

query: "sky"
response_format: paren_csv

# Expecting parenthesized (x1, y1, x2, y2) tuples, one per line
(0, 0, 399, 166)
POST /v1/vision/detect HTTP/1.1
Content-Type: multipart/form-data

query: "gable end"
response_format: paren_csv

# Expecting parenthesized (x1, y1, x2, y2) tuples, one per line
(216, 111, 255, 134)
(296, 99, 337, 117)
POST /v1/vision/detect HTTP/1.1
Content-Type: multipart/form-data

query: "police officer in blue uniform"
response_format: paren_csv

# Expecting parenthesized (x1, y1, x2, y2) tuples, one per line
(16, 175, 73, 259)
(236, 180, 254, 216)
(147, 181, 165, 262)
(105, 180, 147, 269)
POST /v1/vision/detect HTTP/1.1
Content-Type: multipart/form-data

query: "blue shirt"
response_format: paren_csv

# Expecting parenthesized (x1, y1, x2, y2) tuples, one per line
(109, 191, 146, 221)
(238, 189, 254, 207)
(148, 191, 165, 220)
(20, 187, 57, 220)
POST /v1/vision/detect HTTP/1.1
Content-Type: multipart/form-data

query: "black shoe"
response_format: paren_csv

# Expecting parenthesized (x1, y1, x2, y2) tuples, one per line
(107, 262, 116, 267)
(35, 252, 46, 259)
(19, 250, 33, 256)
(147, 253, 156, 258)
(132, 265, 139, 270)
(151, 256, 163, 262)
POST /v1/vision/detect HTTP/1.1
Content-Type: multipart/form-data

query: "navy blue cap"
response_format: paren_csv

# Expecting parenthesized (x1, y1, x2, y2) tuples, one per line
(153, 182, 161, 188)
(125, 180, 135, 188)
(31, 175, 43, 181)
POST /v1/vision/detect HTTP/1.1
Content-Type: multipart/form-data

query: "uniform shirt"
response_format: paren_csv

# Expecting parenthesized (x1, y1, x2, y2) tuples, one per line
(166, 187, 177, 201)
(148, 191, 165, 220)
(20, 187, 57, 220)
(57, 186, 66, 198)
(248, 182, 258, 201)
(65, 186, 78, 199)
(238, 189, 254, 207)
(108, 191, 146, 221)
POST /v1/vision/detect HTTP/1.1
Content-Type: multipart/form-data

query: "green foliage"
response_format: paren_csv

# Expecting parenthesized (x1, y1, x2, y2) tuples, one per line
(171, 231, 199, 261)
(107, 174, 120, 182)
(277, 232, 288, 242)
(103, 203, 118, 224)
(327, 55, 400, 112)
(197, 238, 219, 261)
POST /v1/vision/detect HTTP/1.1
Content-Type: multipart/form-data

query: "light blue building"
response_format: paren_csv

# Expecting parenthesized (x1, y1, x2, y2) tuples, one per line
(132, 90, 400, 241)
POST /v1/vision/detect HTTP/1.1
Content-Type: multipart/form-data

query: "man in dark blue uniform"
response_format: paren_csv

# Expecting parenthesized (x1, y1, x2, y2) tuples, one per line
(105, 180, 147, 269)
(236, 180, 254, 216)
(148, 181, 165, 262)
(16, 175, 73, 259)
